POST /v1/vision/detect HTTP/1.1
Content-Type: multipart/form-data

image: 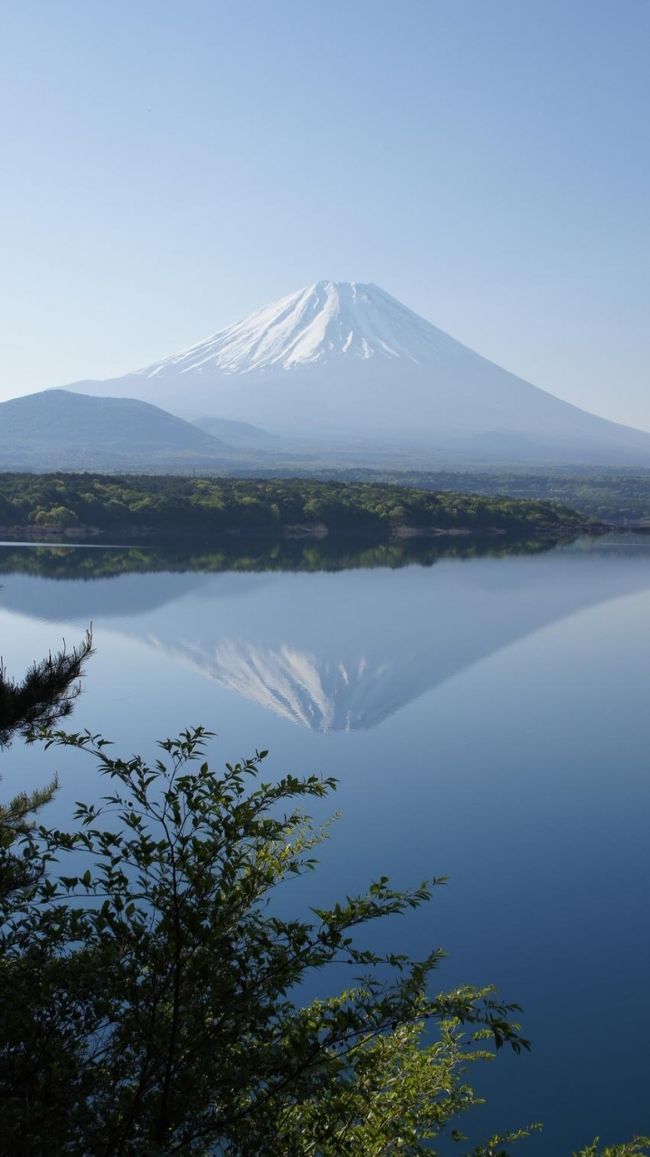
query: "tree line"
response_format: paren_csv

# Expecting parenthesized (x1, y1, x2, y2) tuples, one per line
(257, 466, 650, 525)
(0, 473, 592, 538)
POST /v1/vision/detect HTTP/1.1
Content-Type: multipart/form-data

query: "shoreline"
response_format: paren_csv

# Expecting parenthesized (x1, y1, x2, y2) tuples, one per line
(0, 519, 604, 546)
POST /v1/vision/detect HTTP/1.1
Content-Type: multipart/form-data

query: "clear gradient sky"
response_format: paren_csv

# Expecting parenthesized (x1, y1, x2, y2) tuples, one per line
(1, 0, 649, 428)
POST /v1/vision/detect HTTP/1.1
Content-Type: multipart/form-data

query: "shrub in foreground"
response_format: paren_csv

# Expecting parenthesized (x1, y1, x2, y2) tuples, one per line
(0, 689, 647, 1153)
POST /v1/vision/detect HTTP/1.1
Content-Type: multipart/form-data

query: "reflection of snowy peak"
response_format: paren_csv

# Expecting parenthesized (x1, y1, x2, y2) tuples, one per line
(152, 635, 428, 732)
(153, 632, 441, 732)
(140, 545, 650, 732)
(199, 642, 395, 732)
(6, 542, 650, 734)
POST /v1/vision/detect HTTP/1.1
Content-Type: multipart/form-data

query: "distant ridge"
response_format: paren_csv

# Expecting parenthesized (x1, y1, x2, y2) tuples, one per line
(191, 415, 278, 447)
(62, 280, 650, 466)
(0, 390, 234, 471)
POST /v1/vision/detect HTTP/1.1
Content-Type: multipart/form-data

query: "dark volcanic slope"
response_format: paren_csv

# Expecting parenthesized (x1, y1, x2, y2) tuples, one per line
(0, 389, 234, 470)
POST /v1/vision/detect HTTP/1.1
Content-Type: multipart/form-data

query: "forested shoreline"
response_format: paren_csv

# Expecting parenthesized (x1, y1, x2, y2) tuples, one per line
(0, 473, 597, 541)
(253, 466, 650, 524)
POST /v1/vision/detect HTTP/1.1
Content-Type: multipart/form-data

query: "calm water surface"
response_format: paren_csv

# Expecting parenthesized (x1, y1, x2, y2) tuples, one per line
(1, 535, 649, 1152)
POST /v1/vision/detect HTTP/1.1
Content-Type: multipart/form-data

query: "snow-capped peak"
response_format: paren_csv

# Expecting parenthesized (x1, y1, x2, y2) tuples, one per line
(140, 280, 463, 378)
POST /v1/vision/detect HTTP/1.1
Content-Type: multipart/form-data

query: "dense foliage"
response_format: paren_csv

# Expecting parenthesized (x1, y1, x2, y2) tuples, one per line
(0, 634, 93, 901)
(1, 724, 531, 1155)
(0, 473, 591, 538)
(264, 467, 650, 525)
(0, 632, 93, 749)
(0, 647, 647, 1154)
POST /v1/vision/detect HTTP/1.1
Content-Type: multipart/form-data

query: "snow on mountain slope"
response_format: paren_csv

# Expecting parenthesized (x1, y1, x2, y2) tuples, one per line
(138, 281, 466, 376)
(65, 281, 650, 464)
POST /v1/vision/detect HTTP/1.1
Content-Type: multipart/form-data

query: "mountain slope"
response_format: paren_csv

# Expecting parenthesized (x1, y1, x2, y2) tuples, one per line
(138, 280, 467, 373)
(191, 415, 278, 447)
(0, 390, 234, 471)
(65, 281, 650, 466)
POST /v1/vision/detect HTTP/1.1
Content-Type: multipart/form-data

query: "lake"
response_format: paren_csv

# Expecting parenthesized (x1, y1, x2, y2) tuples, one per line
(1, 533, 649, 1153)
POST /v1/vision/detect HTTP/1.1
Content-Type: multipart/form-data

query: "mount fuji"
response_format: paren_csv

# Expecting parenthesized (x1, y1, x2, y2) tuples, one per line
(66, 281, 650, 466)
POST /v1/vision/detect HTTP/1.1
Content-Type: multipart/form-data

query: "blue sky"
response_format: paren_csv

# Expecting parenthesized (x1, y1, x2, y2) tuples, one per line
(1, 0, 648, 428)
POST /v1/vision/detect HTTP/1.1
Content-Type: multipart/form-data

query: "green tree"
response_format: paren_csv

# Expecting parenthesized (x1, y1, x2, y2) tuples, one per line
(0, 631, 93, 901)
(33, 504, 81, 526)
(1, 725, 533, 1155)
(573, 1143, 650, 1157)
(0, 721, 647, 1154)
(0, 630, 93, 748)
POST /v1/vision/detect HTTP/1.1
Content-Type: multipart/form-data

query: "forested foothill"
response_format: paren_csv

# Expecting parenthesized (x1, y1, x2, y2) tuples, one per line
(0, 473, 595, 541)
(269, 467, 650, 525)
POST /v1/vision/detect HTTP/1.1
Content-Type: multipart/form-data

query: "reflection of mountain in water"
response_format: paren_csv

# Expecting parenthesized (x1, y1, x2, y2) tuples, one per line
(0, 568, 217, 620)
(0, 536, 558, 584)
(143, 538, 650, 731)
(3, 536, 650, 733)
(186, 641, 396, 732)
(0, 536, 559, 624)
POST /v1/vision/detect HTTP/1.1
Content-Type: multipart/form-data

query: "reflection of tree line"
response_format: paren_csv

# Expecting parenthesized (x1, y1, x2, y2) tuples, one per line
(0, 535, 561, 581)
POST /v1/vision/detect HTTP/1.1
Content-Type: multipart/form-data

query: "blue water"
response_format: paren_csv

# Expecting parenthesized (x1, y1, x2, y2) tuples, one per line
(1, 535, 649, 1152)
